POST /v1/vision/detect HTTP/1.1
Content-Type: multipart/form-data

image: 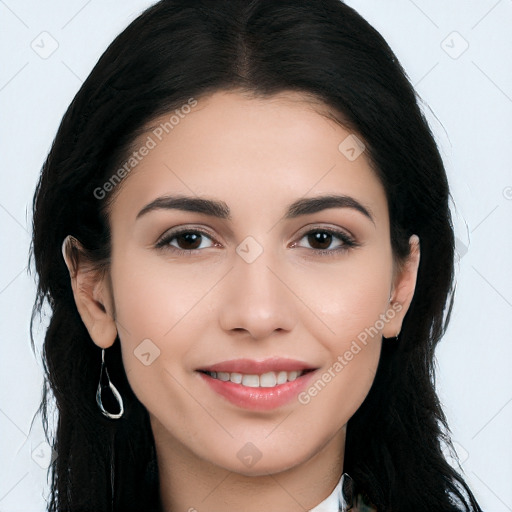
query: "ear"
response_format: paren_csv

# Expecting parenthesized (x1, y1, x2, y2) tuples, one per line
(61, 235, 117, 349)
(382, 234, 421, 338)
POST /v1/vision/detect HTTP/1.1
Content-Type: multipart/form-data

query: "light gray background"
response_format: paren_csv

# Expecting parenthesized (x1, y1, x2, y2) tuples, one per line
(1, 1, 511, 510)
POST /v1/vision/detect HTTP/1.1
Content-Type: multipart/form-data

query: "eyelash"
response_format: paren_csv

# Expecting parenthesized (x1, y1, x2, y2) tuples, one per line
(155, 226, 360, 258)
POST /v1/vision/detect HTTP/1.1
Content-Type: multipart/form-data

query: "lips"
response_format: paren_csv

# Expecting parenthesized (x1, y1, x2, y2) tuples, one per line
(195, 357, 319, 410)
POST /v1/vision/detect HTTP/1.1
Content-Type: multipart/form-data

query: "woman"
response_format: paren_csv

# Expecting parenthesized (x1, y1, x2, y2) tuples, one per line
(30, 0, 484, 510)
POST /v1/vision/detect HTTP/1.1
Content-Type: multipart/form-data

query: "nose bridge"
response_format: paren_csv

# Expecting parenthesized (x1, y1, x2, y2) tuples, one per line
(236, 237, 282, 300)
(218, 234, 297, 338)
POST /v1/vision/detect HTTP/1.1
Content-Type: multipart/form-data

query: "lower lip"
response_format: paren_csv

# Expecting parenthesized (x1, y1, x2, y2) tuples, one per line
(197, 371, 317, 411)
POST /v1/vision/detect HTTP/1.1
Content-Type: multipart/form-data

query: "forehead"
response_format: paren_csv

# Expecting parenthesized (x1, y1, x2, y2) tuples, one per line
(107, 90, 388, 229)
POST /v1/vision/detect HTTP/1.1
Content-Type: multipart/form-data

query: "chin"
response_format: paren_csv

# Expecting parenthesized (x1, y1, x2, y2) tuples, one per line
(205, 444, 312, 478)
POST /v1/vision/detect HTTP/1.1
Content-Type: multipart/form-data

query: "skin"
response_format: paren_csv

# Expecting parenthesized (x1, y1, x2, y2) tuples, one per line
(63, 90, 420, 512)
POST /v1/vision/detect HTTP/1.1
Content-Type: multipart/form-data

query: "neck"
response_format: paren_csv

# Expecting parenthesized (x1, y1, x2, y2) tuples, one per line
(151, 417, 346, 512)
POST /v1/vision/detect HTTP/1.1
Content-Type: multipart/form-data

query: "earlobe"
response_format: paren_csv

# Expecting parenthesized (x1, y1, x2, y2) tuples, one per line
(382, 234, 421, 339)
(61, 235, 117, 349)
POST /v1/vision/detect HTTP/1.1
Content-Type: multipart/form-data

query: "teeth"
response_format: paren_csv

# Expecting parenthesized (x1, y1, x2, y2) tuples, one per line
(288, 370, 299, 381)
(277, 371, 288, 385)
(230, 372, 242, 384)
(205, 370, 306, 387)
(242, 374, 260, 387)
(260, 372, 277, 387)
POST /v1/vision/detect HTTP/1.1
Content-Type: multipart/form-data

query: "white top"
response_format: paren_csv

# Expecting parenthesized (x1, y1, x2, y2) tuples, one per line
(309, 473, 349, 512)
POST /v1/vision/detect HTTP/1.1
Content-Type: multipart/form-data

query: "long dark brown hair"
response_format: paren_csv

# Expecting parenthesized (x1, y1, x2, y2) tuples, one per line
(30, 1, 483, 510)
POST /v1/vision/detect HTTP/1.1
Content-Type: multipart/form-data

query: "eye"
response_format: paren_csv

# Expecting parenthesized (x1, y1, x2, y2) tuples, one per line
(155, 226, 360, 258)
(155, 228, 217, 255)
(292, 227, 360, 257)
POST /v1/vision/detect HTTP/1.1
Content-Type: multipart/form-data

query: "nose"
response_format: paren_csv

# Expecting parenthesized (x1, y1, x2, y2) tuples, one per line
(217, 245, 298, 341)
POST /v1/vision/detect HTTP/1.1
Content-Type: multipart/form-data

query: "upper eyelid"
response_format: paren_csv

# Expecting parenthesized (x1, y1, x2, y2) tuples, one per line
(157, 225, 216, 241)
(155, 230, 215, 251)
(294, 223, 355, 240)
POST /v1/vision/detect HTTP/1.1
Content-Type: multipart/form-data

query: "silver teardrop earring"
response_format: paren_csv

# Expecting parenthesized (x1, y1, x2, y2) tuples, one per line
(386, 294, 400, 342)
(96, 348, 124, 419)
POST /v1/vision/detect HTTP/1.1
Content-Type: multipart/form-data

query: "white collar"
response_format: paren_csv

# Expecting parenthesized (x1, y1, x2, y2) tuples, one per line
(308, 473, 351, 512)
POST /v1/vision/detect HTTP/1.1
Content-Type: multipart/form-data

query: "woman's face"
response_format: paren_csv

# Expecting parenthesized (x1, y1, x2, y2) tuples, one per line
(85, 90, 418, 475)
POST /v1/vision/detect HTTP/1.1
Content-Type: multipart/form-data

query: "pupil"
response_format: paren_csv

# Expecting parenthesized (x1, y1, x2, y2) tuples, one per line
(308, 232, 331, 250)
(178, 233, 201, 250)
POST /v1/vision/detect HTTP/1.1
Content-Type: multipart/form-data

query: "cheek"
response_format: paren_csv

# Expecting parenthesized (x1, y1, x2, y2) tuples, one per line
(291, 250, 391, 413)
(295, 339, 381, 446)
(110, 248, 219, 340)
(295, 248, 393, 344)
(109, 252, 210, 404)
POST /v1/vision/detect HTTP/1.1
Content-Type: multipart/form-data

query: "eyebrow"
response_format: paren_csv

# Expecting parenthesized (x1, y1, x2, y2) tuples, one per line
(136, 194, 375, 224)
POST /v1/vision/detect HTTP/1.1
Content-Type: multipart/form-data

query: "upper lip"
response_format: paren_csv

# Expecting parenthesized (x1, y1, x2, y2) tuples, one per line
(197, 357, 318, 374)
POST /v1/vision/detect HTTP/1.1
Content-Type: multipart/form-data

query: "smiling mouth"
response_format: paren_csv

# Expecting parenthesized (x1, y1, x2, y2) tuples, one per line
(198, 369, 315, 388)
